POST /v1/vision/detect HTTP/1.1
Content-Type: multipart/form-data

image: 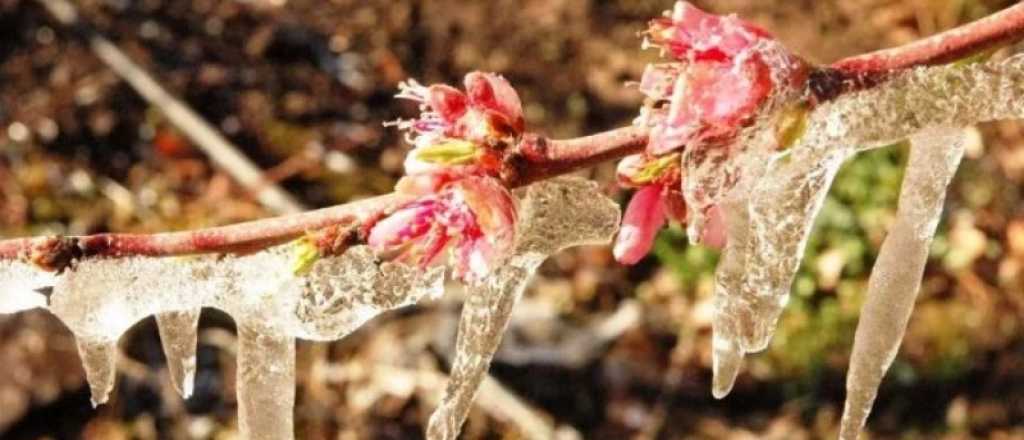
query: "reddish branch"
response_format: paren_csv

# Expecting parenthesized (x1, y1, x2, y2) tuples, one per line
(810, 2, 1024, 102)
(0, 129, 648, 269)
(6, 3, 1024, 269)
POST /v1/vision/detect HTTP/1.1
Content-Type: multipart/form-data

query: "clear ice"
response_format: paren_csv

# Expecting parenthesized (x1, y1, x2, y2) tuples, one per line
(0, 53, 1023, 440)
(156, 309, 200, 398)
(838, 127, 965, 439)
(0, 177, 619, 440)
(706, 54, 1024, 398)
(427, 178, 620, 440)
(709, 147, 850, 397)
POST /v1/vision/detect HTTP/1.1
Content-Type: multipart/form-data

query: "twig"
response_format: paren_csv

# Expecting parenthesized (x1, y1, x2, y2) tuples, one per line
(34, 0, 307, 215)
(0, 126, 645, 265)
(811, 2, 1024, 101)
(7, 2, 1024, 265)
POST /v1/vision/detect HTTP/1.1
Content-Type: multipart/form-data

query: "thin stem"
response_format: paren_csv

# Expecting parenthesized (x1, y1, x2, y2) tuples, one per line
(501, 126, 648, 187)
(7, 2, 1024, 268)
(0, 127, 647, 266)
(811, 2, 1024, 101)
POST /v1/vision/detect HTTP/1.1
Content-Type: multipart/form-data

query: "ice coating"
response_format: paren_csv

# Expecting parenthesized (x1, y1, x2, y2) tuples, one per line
(236, 323, 295, 440)
(703, 54, 1024, 398)
(427, 177, 620, 439)
(810, 55, 1024, 151)
(0, 260, 56, 314)
(0, 239, 443, 438)
(156, 309, 200, 398)
(0, 177, 615, 440)
(677, 39, 806, 243)
(839, 127, 965, 440)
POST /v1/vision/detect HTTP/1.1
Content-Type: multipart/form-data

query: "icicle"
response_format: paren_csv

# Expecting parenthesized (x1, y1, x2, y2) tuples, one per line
(76, 338, 118, 407)
(839, 127, 965, 440)
(709, 197, 753, 398)
(709, 146, 849, 397)
(236, 323, 296, 440)
(739, 148, 850, 352)
(426, 258, 543, 440)
(426, 177, 621, 440)
(156, 309, 201, 398)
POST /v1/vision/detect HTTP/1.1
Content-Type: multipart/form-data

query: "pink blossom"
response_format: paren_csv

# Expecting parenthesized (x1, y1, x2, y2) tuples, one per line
(638, 1, 802, 156)
(391, 72, 525, 180)
(614, 184, 668, 265)
(646, 1, 769, 63)
(367, 177, 516, 281)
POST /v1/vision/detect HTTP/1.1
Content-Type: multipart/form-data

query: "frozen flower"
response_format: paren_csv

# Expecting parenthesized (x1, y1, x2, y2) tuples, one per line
(637, 1, 804, 156)
(613, 152, 727, 265)
(390, 72, 525, 181)
(614, 184, 668, 265)
(367, 177, 516, 281)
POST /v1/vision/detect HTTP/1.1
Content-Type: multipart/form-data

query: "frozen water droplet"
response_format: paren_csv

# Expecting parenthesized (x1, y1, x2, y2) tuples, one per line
(427, 178, 620, 439)
(236, 323, 295, 440)
(839, 127, 964, 440)
(156, 309, 201, 398)
(77, 338, 118, 407)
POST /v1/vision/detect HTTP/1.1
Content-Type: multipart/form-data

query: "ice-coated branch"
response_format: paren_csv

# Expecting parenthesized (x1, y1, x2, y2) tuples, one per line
(839, 128, 965, 440)
(812, 2, 1024, 101)
(0, 126, 646, 269)
(807, 54, 1024, 151)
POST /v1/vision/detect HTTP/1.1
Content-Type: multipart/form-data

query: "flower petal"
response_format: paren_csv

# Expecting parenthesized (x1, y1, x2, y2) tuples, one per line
(465, 72, 525, 133)
(699, 204, 727, 249)
(428, 85, 469, 123)
(614, 184, 668, 265)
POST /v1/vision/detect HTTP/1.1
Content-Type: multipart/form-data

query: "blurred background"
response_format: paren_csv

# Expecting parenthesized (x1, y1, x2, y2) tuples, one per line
(1, 0, 1023, 438)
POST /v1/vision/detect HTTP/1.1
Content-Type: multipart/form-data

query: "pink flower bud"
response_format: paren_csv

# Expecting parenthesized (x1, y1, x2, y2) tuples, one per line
(614, 184, 668, 265)
(465, 71, 525, 133)
(648, 1, 769, 63)
(367, 176, 516, 282)
(428, 85, 469, 123)
(638, 1, 803, 156)
(391, 72, 526, 187)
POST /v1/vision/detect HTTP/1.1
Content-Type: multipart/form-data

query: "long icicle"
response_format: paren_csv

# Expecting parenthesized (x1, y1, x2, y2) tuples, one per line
(839, 127, 966, 439)
(426, 257, 545, 440)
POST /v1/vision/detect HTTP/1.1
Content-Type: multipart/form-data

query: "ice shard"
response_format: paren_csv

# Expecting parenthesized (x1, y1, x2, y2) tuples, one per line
(427, 177, 621, 440)
(76, 338, 118, 407)
(236, 323, 296, 440)
(710, 146, 849, 397)
(156, 309, 201, 398)
(839, 127, 965, 439)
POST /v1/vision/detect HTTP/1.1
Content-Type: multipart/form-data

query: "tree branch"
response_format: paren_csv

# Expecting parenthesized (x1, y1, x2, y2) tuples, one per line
(0, 127, 646, 267)
(810, 2, 1024, 101)
(6, 2, 1024, 270)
